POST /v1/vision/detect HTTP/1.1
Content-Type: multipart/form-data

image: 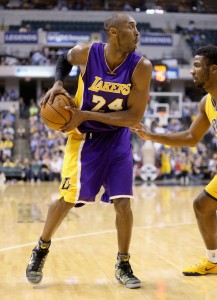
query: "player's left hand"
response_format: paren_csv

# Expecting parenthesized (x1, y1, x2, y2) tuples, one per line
(130, 123, 144, 132)
(61, 106, 86, 132)
(130, 123, 151, 140)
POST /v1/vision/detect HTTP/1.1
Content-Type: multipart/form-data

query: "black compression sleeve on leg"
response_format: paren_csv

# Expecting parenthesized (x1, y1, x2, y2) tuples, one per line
(55, 51, 72, 82)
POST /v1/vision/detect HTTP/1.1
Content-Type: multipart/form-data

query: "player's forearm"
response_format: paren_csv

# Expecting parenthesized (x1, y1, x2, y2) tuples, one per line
(84, 110, 142, 127)
(146, 130, 198, 147)
(55, 52, 72, 82)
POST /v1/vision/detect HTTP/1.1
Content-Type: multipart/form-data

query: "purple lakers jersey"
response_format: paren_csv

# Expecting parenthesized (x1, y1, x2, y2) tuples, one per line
(75, 42, 142, 133)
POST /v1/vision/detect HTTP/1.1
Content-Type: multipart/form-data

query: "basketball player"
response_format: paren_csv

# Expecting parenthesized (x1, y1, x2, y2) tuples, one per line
(131, 44, 217, 276)
(26, 13, 152, 288)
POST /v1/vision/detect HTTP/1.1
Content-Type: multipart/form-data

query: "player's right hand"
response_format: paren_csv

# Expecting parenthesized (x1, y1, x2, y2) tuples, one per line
(40, 81, 71, 107)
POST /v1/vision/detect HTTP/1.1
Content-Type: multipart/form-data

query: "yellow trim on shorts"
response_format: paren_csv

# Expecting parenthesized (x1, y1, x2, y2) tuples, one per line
(205, 175, 217, 200)
(58, 131, 85, 203)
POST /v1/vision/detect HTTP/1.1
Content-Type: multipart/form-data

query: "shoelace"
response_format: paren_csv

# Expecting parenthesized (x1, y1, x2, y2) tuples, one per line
(192, 257, 208, 267)
(119, 261, 135, 278)
(31, 249, 48, 271)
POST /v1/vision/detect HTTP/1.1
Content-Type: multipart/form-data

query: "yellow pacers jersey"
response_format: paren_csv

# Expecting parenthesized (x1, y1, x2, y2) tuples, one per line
(205, 93, 217, 135)
(161, 151, 171, 174)
(204, 94, 217, 199)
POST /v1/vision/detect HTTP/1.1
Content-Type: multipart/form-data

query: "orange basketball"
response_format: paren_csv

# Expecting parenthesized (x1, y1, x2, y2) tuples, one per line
(40, 94, 76, 131)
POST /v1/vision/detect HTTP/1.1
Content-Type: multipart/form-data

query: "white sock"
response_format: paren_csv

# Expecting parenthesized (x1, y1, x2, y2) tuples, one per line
(206, 249, 217, 263)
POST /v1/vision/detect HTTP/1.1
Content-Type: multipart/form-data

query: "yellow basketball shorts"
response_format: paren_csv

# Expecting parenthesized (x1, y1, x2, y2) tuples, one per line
(204, 175, 217, 200)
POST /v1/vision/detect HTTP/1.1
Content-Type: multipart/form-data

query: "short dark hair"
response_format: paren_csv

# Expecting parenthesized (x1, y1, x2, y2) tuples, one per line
(195, 44, 217, 65)
(104, 14, 128, 37)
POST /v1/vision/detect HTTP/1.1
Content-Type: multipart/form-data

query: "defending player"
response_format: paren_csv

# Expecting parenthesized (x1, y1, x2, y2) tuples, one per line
(131, 44, 217, 276)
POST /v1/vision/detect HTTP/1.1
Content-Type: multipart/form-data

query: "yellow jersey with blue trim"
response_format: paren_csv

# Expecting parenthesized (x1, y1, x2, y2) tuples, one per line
(205, 93, 217, 135)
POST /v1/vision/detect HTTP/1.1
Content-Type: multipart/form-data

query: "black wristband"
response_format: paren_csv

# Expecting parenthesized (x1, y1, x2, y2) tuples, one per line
(55, 51, 72, 82)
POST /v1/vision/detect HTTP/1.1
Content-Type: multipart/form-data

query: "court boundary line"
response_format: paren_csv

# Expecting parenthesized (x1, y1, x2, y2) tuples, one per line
(0, 221, 196, 252)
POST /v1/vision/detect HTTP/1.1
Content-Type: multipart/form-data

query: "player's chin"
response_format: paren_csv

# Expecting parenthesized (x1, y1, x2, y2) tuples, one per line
(194, 81, 203, 88)
(133, 43, 138, 51)
(128, 45, 136, 53)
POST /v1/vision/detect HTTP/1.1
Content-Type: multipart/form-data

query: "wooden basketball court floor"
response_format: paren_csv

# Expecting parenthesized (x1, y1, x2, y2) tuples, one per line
(0, 182, 217, 300)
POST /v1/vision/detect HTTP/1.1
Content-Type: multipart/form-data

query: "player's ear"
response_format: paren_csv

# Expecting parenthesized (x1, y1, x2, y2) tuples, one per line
(110, 27, 117, 36)
(211, 64, 217, 74)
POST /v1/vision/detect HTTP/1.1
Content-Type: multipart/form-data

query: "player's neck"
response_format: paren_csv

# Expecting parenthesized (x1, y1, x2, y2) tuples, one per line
(104, 43, 128, 71)
(208, 88, 217, 102)
(205, 80, 217, 101)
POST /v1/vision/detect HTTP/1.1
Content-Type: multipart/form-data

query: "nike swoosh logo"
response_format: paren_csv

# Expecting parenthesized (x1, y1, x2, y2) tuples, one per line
(205, 267, 216, 271)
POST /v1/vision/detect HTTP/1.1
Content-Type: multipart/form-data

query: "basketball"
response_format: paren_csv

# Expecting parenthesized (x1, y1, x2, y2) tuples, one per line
(40, 94, 76, 130)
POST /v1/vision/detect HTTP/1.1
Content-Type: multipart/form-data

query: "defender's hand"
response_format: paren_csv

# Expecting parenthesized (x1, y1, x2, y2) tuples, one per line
(130, 123, 151, 140)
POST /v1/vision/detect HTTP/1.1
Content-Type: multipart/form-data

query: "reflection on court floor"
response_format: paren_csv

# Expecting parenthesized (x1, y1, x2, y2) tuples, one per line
(0, 182, 216, 300)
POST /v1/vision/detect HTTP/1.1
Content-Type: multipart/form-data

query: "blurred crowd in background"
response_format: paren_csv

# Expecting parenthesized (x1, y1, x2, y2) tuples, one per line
(1, 0, 215, 14)
(0, 0, 216, 185)
(0, 90, 216, 185)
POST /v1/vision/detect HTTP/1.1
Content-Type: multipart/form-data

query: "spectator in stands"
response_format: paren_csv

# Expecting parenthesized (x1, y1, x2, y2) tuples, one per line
(30, 157, 42, 182)
(191, 104, 199, 121)
(44, 23, 51, 31)
(57, 0, 68, 11)
(29, 115, 39, 134)
(0, 171, 6, 185)
(2, 156, 15, 167)
(5, 56, 19, 66)
(1, 91, 10, 102)
(13, 158, 23, 168)
(187, 20, 195, 32)
(8, 89, 18, 101)
(9, 103, 17, 115)
(50, 153, 63, 182)
(30, 131, 40, 155)
(151, 119, 166, 152)
(19, 25, 28, 32)
(199, 156, 210, 180)
(173, 152, 182, 180)
(72, 0, 85, 10)
(167, 119, 183, 132)
(179, 153, 191, 185)
(188, 154, 203, 182)
(17, 125, 26, 138)
(2, 133, 14, 158)
(19, 97, 28, 118)
(39, 155, 52, 181)
(182, 96, 193, 127)
(31, 49, 48, 65)
(0, 134, 4, 162)
(29, 99, 39, 116)
(123, 2, 133, 11)
(22, 158, 33, 182)
(193, 30, 206, 45)
(22, 1, 32, 9)
(211, 132, 217, 150)
(3, 123, 15, 138)
(3, 112, 15, 125)
(208, 153, 217, 179)
(160, 146, 172, 179)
